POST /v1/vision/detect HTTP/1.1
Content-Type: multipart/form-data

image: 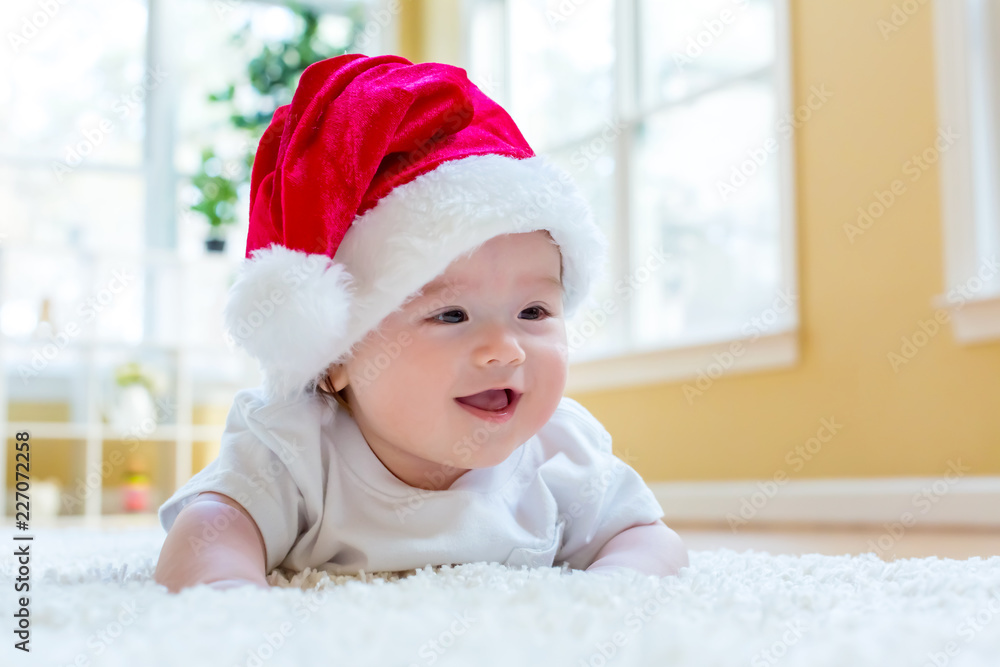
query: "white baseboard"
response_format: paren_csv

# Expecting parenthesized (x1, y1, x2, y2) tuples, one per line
(649, 475, 1000, 528)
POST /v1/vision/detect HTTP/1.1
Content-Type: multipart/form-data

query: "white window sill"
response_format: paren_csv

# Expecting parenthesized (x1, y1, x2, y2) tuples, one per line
(566, 329, 799, 393)
(931, 291, 1000, 345)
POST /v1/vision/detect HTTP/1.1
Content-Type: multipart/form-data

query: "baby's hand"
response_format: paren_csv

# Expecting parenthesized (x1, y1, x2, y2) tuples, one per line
(584, 564, 635, 577)
(205, 578, 269, 592)
(586, 520, 689, 577)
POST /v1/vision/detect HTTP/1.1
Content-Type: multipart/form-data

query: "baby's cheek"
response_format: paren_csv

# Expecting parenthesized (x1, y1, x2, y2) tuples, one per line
(387, 366, 445, 427)
(553, 339, 569, 368)
(515, 346, 564, 431)
(540, 340, 569, 384)
(346, 364, 402, 424)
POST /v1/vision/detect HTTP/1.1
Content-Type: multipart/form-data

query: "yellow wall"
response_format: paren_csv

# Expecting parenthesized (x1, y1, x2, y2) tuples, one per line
(5, 403, 75, 493)
(397, 0, 461, 66)
(403, 1, 1000, 481)
(5, 401, 230, 514)
(18, 2, 994, 497)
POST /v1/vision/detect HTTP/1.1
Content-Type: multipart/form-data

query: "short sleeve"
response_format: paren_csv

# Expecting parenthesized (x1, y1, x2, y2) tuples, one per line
(546, 398, 665, 570)
(157, 390, 307, 573)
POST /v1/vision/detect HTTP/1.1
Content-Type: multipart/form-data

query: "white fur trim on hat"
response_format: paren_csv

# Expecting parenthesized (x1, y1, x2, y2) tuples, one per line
(223, 246, 354, 402)
(224, 154, 607, 403)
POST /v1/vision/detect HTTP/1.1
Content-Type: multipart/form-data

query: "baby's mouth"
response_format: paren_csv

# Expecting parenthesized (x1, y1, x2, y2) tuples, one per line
(455, 388, 518, 411)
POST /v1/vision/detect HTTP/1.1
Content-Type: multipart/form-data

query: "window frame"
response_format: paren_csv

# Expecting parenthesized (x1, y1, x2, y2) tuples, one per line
(461, 0, 799, 392)
(0, 0, 380, 390)
(932, 0, 1000, 344)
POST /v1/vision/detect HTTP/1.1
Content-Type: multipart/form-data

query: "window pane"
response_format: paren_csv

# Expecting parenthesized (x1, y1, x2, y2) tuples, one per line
(969, 0, 1000, 288)
(1, 248, 142, 363)
(3, 252, 146, 345)
(638, 0, 775, 110)
(631, 80, 788, 348)
(169, 0, 306, 177)
(467, 0, 507, 105)
(149, 256, 236, 349)
(169, 0, 298, 258)
(167, 0, 358, 254)
(1, 248, 90, 343)
(547, 143, 620, 361)
(0, 166, 144, 253)
(89, 258, 146, 344)
(0, 0, 148, 166)
(508, 0, 614, 150)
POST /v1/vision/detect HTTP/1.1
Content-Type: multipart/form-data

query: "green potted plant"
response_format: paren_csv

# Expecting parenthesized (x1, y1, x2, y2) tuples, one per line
(191, 148, 247, 252)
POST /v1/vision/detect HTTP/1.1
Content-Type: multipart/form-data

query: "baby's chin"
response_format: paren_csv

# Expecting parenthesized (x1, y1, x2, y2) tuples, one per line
(451, 428, 535, 469)
(461, 444, 521, 469)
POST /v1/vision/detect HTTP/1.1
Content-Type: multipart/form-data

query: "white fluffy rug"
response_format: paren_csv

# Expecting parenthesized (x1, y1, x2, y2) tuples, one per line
(2, 527, 999, 667)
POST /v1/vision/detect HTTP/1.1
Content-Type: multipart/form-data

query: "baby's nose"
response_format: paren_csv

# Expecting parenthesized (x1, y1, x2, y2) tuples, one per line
(474, 324, 526, 367)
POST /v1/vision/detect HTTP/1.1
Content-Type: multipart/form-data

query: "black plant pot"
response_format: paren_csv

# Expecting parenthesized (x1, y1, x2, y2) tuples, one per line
(205, 238, 226, 253)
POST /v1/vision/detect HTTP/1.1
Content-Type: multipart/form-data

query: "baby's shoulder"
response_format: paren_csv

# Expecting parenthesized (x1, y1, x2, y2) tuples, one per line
(232, 384, 326, 421)
(219, 385, 331, 469)
(533, 396, 614, 459)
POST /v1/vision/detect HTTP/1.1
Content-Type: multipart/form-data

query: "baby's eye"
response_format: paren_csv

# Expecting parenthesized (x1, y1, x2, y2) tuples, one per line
(433, 309, 467, 324)
(519, 306, 550, 321)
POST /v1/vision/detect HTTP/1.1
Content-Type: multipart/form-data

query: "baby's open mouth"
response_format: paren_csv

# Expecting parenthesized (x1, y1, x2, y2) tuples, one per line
(455, 388, 519, 411)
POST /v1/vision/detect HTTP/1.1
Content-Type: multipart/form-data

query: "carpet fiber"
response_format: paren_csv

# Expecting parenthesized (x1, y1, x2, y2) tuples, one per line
(2, 526, 999, 666)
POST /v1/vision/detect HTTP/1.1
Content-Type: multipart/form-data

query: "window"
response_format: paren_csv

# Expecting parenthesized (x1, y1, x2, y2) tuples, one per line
(0, 0, 373, 516)
(0, 0, 149, 349)
(0, 0, 372, 391)
(933, 0, 1000, 343)
(465, 0, 798, 391)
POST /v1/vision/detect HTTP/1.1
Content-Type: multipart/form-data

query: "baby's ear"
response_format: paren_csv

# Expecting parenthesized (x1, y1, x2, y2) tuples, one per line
(326, 363, 349, 392)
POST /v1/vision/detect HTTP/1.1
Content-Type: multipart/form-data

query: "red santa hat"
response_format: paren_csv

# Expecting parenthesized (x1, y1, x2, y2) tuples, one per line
(223, 53, 607, 402)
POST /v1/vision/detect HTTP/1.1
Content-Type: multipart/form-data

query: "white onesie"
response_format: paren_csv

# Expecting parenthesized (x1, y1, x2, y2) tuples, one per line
(158, 385, 665, 574)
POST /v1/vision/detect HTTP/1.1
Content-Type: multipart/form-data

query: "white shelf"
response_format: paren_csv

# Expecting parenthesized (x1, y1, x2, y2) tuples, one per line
(5, 422, 226, 441)
(0, 241, 258, 519)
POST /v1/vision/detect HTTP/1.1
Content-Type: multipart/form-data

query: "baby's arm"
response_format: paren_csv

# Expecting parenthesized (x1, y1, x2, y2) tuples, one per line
(154, 492, 269, 593)
(585, 519, 689, 577)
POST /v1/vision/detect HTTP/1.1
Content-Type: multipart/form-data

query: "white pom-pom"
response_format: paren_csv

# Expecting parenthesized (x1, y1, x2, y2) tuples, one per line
(223, 245, 354, 403)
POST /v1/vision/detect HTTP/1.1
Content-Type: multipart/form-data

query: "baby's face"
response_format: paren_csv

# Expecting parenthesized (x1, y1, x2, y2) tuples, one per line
(328, 231, 568, 491)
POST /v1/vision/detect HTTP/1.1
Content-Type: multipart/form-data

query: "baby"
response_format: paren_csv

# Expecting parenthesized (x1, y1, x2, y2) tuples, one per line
(155, 54, 688, 592)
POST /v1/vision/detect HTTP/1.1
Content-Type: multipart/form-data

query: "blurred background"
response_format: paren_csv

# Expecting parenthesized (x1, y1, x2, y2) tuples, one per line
(0, 0, 997, 555)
